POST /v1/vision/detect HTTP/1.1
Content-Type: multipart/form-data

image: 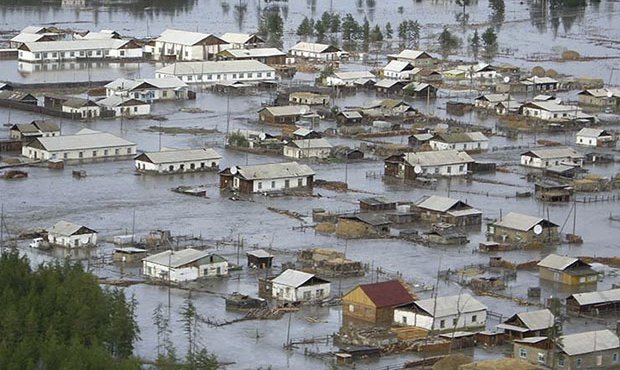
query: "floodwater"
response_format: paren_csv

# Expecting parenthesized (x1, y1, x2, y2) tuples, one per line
(1, 0, 620, 369)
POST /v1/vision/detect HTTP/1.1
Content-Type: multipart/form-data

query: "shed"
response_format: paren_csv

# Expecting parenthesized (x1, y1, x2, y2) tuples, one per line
(566, 288, 620, 314)
(270, 269, 330, 302)
(246, 249, 274, 268)
(342, 280, 416, 327)
(48, 220, 97, 248)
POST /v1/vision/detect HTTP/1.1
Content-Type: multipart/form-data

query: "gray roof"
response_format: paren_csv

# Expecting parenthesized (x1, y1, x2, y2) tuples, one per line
(246, 249, 274, 258)
(403, 150, 474, 167)
(289, 138, 332, 149)
(156, 29, 222, 46)
(260, 105, 311, 116)
(31, 129, 135, 152)
(568, 288, 620, 306)
(290, 42, 341, 53)
(576, 128, 611, 138)
(339, 111, 363, 119)
(106, 77, 188, 91)
(62, 98, 98, 108)
(157, 60, 274, 76)
(431, 132, 488, 144)
(22, 39, 134, 52)
(220, 32, 262, 44)
(537, 254, 581, 270)
(138, 148, 221, 164)
(475, 94, 510, 103)
(522, 147, 583, 160)
(512, 309, 555, 331)
(21, 26, 48, 34)
(49, 220, 95, 236)
(221, 48, 285, 58)
(233, 161, 315, 181)
(143, 248, 225, 268)
(375, 79, 404, 88)
(523, 101, 578, 113)
(383, 60, 414, 72)
(333, 71, 375, 80)
(514, 336, 548, 344)
(389, 49, 433, 61)
(416, 195, 465, 212)
(559, 330, 620, 356)
(271, 269, 318, 288)
(408, 294, 487, 318)
(493, 212, 550, 232)
(11, 33, 46, 43)
(96, 96, 148, 108)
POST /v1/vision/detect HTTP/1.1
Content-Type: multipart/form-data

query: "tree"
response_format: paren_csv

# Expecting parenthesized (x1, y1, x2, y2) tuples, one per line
(258, 7, 283, 47)
(330, 14, 341, 33)
(362, 17, 371, 43)
(314, 19, 327, 42)
(489, 0, 505, 26)
(369, 25, 383, 43)
(180, 293, 197, 362)
(407, 20, 421, 48)
(341, 14, 359, 42)
(438, 27, 460, 58)
(481, 27, 498, 58)
(296, 17, 314, 37)
(455, 0, 471, 16)
(469, 29, 481, 60)
(385, 22, 393, 40)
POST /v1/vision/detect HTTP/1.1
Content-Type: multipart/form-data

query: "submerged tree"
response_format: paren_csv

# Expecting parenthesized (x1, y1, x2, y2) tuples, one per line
(438, 27, 461, 59)
(469, 29, 481, 60)
(258, 7, 284, 47)
(481, 27, 498, 60)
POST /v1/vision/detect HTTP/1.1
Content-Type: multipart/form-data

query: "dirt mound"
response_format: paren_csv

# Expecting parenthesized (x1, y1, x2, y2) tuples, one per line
(561, 50, 581, 60)
(432, 354, 473, 370)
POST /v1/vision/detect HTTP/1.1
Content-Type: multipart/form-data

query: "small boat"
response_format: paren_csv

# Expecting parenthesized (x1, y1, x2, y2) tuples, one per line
(2, 170, 28, 179)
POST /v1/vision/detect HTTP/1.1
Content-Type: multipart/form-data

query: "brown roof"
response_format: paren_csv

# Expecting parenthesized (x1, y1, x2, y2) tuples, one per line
(359, 280, 415, 308)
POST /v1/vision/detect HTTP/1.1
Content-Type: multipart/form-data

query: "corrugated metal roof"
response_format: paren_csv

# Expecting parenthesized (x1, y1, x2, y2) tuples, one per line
(537, 254, 579, 270)
(411, 294, 487, 317)
(143, 248, 224, 268)
(432, 132, 488, 144)
(576, 128, 610, 138)
(21, 26, 47, 34)
(157, 60, 274, 75)
(221, 48, 285, 58)
(139, 148, 221, 164)
(156, 29, 222, 46)
(390, 49, 432, 60)
(32, 129, 135, 152)
(220, 32, 259, 44)
(290, 138, 332, 149)
(260, 105, 311, 116)
(559, 330, 619, 356)
(493, 212, 545, 232)
(10, 33, 46, 43)
(106, 77, 187, 90)
(246, 249, 273, 258)
(49, 220, 95, 236)
(403, 150, 474, 167)
(513, 309, 555, 331)
(339, 111, 362, 119)
(333, 71, 375, 80)
(416, 195, 460, 212)
(290, 42, 340, 53)
(375, 79, 404, 88)
(569, 288, 620, 306)
(523, 101, 578, 113)
(22, 39, 132, 52)
(475, 94, 509, 103)
(97, 96, 148, 107)
(383, 60, 413, 72)
(271, 269, 316, 288)
(235, 161, 315, 180)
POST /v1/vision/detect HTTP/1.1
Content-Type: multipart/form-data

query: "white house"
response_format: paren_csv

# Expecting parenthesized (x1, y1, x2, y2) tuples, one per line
(393, 294, 487, 332)
(429, 132, 489, 152)
(154, 29, 227, 61)
(382, 60, 417, 80)
(520, 147, 584, 168)
(474, 94, 511, 109)
(219, 161, 315, 194)
(270, 269, 331, 302)
(48, 220, 98, 248)
(22, 128, 137, 161)
(135, 148, 222, 174)
(155, 60, 275, 84)
(456, 63, 498, 80)
(9, 121, 60, 140)
(220, 32, 265, 49)
(283, 138, 332, 159)
(10, 33, 57, 49)
(73, 29, 120, 40)
(289, 42, 343, 61)
(61, 98, 101, 119)
(521, 101, 592, 122)
(325, 71, 376, 87)
(18, 39, 143, 62)
(394, 150, 474, 177)
(575, 128, 614, 147)
(142, 248, 228, 283)
(105, 77, 190, 102)
(387, 49, 435, 67)
(96, 96, 151, 117)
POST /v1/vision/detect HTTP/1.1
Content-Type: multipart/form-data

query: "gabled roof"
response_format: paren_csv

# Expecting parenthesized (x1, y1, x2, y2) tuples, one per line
(30, 129, 135, 152)
(559, 330, 619, 356)
(340, 213, 391, 226)
(522, 101, 577, 112)
(246, 249, 274, 259)
(403, 150, 474, 167)
(403, 82, 433, 92)
(63, 98, 98, 108)
(375, 79, 406, 89)
(143, 248, 225, 268)
(156, 60, 275, 75)
(431, 132, 488, 144)
(526, 76, 558, 84)
(389, 49, 433, 61)
(415, 195, 473, 213)
(271, 269, 328, 288)
(0, 91, 36, 101)
(338, 111, 363, 119)
(97, 96, 148, 108)
(11, 121, 59, 134)
(228, 161, 315, 181)
(568, 288, 620, 306)
(106, 77, 188, 91)
(475, 93, 510, 103)
(289, 138, 332, 149)
(21, 26, 50, 34)
(290, 42, 341, 53)
(156, 29, 225, 46)
(502, 309, 555, 331)
(10, 33, 47, 43)
(493, 212, 556, 232)
(404, 294, 487, 317)
(259, 105, 311, 117)
(383, 60, 414, 73)
(333, 71, 375, 80)
(49, 220, 96, 236)
(220, 32, 264, 45)
(576, 128, 611, 138)
(20, 39, 136, 52)
(354, 280, 415, 308)
(136, 148, 221, 164)
(537, 254, 585, 271)
(220, 47, 285, 59)
(521, 147, 583, 160)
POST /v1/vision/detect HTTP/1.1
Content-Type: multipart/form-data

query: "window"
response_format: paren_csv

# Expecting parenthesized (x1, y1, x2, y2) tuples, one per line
(63, 153, 68, 159)
(348, 304, 354, 312)
(558, 356, 565, 367)
(79, 151, 83, 158)
(402, 316, 407, 324)
(115, 149, 120, 155)
(271, 181, 275, 188)
(162, 91, 168, 97)
(519, 348, 528, 358)
(316, 289, 324, 297)
(613, 353, 618, 362)
(257, 182, 262, 190)
(459, 165, 464, 172)
(127, 148, 132, 154)
(190, 163, 195, 170)
(439, 319, 445, 329)
(96, 50, 101, 56)
(133, 107, 137, 112)
(232, 73, 237, 79)
(452, 318, 457, 326)
(257, 72, 262, 77)
(576, 358, 582, 368)
(434, 167, 439, 174)
(284, 179, 290, 188)
(537, 353, 546, 363)
(303, 291, 311, 300)
(92, 150, 97, 157)
(298, 178, 303, 187)
(200, 162, 205, 168)
(447, 166, 452, 174)
(471, 315, 477, 322)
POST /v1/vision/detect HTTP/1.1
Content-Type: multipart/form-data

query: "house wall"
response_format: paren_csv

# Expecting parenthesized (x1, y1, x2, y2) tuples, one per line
(18, 47, 142, 62)
(109, 104, 151, 117)
(576, 135, 613, 147)
(487, 224, 560, 244)
(342, 287, 378, 324)
(539, 268, 598, 286)
(23, 144, 136, 161)
(514, 343, 551, 368)
(61, 105, 101, 119)
(520, 155, 583, 168)
(283, 146, 331, 159)
(430, 140, 489, 152)
(143, 262, 199, 282)
(154, 42, 221, 61)
(231, 175, 312, 193)
(561, 349, 620, 370)
(414, 163, 469, 177)
(108, 87, 189, 102)
(522, 107, 573, 121)
(272, 282, 330, 302)
(48, 231, 97, 247)
(290, 49, 339, 61)
(135, 158, 220, 174)
(259, 111, 299, 124)
(394, 309, 487, 331)
(578, 95, 616, 108)
(155, 69, 275, 84)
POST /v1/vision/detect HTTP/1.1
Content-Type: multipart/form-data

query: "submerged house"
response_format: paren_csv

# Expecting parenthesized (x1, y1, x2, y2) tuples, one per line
(283, 138, 332, 159)
(220, 32, 265, 49)
(415, 195, 482, 226)
(325, 71, 376, 87)
(289, 42, 343, 61)
(382, 60, 417, 80)
(48, 220, 97, 248)
(497, 309, 555, 339)
(219, 161, 315, 194)
(387, 49, 435, 67)
(9, 121, 60, 141)
(258, 105, 311, 125)
(142, 248, 229, 282)
(18, 39, 143, 62)
(393, 294, 487, 332)
(520, 147, 584, 169)
(487, 212, 559, 245)
(269, 269, 331, 302)
(61, 98, 101, 119)
(577, 88, 620, 110)
(342, 280, 416, 327)
(289, 92, 330, 106)
(402, 82, 437, 99)
(153, 29, 227, 61)
(155, 60, 275, 84)
(105, 77, 190, 102)
(217, 48, 286, 65)
(135, 148, 221, 174)
(537, 254, 598, 286)
(566, 288, 620, 315)
(429, 132, 489, 152)
(575, 128, 615, 147)
(96, 96, 151, 117)
(384, 150, 474, 179)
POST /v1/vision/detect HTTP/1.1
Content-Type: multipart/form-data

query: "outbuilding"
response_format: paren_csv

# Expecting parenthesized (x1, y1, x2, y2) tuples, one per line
(270, 269, 331, 302)
(342, 280, 416, 327)
(9, 120, 60, 141)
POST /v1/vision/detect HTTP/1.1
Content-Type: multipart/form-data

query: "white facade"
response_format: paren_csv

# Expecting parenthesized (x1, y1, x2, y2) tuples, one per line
(394, 307, 487, 331)
(155, 60, 275, 84)
(411, 162, 469, 177)
(154, 29, 225, 61)
(431, 140, 489, 151)
(18, 39, 143, 62)
(97, 97, 151, 117)
(105, 78, 189, 102)
(142, 249, 229, 283)
(48, 221, 97, 248)
(234, 175, 312, 193)
(289, 42, 342, 61)
(283, 139, 332, 159)
(270, 269, 331, 302)
(135, 148, 221, 174)
(520, 148, 584, 169)
(521, 102, 582, 122)
(576, 129, 614, 147)
(61, 104, 101, 119)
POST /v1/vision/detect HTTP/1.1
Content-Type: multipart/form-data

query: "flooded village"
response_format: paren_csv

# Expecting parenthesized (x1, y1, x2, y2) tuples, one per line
(1, 0, 620, 369)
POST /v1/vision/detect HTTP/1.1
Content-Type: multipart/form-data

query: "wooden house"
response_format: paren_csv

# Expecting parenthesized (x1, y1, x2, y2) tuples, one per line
(283, 138, 332, 159)
(383, 150, 474, 179)
(566, 288, 620, 315)
(342, 280, 415, 327)
(336, 111, 363, 125)
(0, 91, 38, 105)
(48, 220, 97, 248)
(218, 161, 315, 194)
(429, 132, 489, 152)
(537, 254, 598, 286)
(246, 249, 274, 269)
(497, 309, 555, 339)
(487, 212, 559, 245)
(9, 121, 60, 141)
(289, 42, 343, 61)
(521, 147, 584, 169)
(534, 182, 572, 202)
(374, 79, 406, 95)
(289, 92, 330, 106)
(359, 197, 397, 212)
(220, 32, 265, 49)
(217, 48, 286, 65)
(258, 105, 311, 125)
(414, 195, 482, 226)
(387, 49, 435, 67)
(403, 82, 437, 99)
